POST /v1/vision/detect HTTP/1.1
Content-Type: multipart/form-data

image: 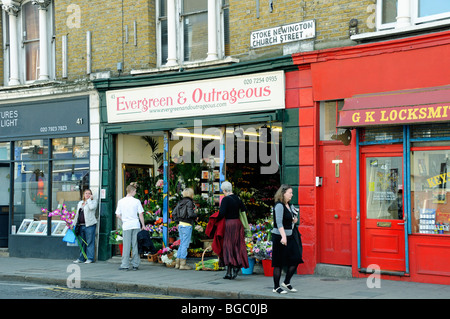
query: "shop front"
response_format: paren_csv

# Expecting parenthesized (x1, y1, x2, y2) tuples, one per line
(2, 96, 92, 259)
(94, 57, 303, 262)
(292, 30, 450, 284)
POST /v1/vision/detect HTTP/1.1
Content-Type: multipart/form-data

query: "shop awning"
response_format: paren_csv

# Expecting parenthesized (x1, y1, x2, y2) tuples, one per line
(338, 85, 450, 128)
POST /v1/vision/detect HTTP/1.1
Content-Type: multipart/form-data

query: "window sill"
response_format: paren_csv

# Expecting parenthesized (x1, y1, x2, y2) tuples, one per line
(130, 57, 240, 76)
(351, 18, 450, 42)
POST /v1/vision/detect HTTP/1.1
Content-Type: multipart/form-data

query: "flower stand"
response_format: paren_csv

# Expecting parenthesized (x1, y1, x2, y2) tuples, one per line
(241, 257, 255, 275)
(261, 259, 273, 277)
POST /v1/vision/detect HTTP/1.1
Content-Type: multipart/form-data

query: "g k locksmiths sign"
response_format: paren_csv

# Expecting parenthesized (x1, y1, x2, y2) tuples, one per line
(338, 103, 450, 127)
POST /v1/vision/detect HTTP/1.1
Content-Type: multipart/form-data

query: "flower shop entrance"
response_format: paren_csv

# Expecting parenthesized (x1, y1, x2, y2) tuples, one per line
(114, 117, 283, 257)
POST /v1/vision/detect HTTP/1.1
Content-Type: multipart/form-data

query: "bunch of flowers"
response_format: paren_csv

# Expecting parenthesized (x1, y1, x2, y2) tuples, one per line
(42, 205, 87, 259)
(109, 229, 123, 244)
(245, 240, 254, 256)
(252, 240, 273, 260)
(43, 205, 76, 228)
(161, 250, 177, 266)
(155, 179, 164, 189)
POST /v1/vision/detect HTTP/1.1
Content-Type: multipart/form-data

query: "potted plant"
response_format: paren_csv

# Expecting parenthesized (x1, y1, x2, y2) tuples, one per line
(252, 240, 273, 276)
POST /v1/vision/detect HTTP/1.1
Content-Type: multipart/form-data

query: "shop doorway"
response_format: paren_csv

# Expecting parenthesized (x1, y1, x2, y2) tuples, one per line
(360, 148, 406, 273)
(0, 164, 10, 247)
(318, 144, 352, 265)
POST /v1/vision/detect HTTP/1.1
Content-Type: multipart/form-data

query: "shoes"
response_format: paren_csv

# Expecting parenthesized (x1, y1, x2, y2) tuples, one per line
(175, 258, 180, 269)
(118, 267, 129, 271)
(281, 282, 297, 292)
(223, 273, 232, 279)
(73, 259, 83, 263)
(273, 287, 287, 294)
(231, 267, 239, 279)
(132, 266, 139, 271)
(84, 260, 93, 264)
(179, 259, 192, 270)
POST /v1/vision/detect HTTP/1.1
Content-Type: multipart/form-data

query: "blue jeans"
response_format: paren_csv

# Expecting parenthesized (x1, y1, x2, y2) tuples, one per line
(78, 224, 96, 262)
(177, 224, 192, 259)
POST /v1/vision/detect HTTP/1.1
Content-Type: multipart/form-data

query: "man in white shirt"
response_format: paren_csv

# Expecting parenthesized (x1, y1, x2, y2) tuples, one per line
(115, 183, 146, 270)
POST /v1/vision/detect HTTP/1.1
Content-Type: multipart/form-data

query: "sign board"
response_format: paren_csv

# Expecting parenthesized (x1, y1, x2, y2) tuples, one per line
(250, 20, 315, 49)
(0, 96, 89, 139)
(106, 71, 285, 124)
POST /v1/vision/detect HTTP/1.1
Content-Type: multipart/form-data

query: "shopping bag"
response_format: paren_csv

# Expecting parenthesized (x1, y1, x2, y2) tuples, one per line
(239, 210, 252, 238)
(63, 228, 76, 244)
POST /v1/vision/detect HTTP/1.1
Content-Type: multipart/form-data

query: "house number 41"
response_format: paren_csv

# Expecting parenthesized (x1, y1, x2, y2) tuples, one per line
(76, 118, 84, 125)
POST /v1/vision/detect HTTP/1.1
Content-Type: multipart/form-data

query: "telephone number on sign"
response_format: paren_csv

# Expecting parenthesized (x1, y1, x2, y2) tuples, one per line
(40, 125, 68, 133)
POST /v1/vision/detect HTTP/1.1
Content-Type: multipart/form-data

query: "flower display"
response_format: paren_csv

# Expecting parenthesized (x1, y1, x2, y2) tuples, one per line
(252, 240, 273, 260)
(109, 229, 123, 244)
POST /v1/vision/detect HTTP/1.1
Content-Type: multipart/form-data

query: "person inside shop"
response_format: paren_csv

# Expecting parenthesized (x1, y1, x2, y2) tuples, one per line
(217, 181, 249, 279)
(115, 182, 146, 271)
(73, 189, 98, 264)
(271, 184, 303, 294)
(172, 187, 197, 270)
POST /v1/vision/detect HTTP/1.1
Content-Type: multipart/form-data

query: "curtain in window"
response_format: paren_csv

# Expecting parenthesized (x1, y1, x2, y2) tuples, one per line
(23, 2, 40, 81)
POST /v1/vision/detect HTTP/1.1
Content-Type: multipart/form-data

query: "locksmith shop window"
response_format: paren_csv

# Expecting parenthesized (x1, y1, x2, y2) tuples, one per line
(377, 0, 450, 30)
(320, 100, 345, 141)
(157, 0, 230, 66)
(2, 0, 55, 85)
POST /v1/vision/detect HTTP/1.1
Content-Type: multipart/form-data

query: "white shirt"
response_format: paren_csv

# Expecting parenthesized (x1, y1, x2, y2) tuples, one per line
(115, 196, 144, 230)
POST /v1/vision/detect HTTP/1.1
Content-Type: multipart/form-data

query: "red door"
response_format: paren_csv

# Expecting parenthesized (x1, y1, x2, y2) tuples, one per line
(318, 144, 352, 265)
(360, 148, 406, 272)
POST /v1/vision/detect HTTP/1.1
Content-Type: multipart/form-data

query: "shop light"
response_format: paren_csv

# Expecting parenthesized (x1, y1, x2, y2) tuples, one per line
(172, 131, 221, 140)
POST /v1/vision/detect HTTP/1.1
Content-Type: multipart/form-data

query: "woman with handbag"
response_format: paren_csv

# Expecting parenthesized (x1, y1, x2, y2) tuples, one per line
(73, 189, 98, 264)
(172, 188, 197, 270)
(271, 184, 303, 294)
(217, 181, 249, 279)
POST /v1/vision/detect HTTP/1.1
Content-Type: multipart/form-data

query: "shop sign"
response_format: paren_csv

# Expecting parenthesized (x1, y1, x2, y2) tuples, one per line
(250, 20, 315, 49)
(338, 103, 450, 127)
(0, 97, 89, 139)
(106, 71, 285, 124)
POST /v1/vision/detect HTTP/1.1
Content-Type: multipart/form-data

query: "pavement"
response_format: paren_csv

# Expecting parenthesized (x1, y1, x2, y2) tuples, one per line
(0, 253, 450, 300)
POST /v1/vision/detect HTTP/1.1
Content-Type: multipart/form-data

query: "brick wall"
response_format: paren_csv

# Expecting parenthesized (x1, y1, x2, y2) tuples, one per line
(54, 0, 155, 81)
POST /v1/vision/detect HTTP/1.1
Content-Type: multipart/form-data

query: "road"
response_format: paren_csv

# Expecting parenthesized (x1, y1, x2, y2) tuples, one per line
(0, 280, 192, 299)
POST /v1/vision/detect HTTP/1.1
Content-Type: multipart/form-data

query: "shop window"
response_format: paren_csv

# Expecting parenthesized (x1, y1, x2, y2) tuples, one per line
(411, 149, 450, 235)
(0, 142, 10, 160)
(320, 100, 345, 141)
(12, 136, 90, 236)
(13, 161, 49, 233)
(52, 137, 90, 159)
(14, 140, 49, 160)
(51, 159, 90, 214)
(359, 126, 403, 144)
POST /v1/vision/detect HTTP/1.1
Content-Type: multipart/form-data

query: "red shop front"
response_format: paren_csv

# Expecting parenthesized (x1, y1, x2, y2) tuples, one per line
(290, 30, 450, 285)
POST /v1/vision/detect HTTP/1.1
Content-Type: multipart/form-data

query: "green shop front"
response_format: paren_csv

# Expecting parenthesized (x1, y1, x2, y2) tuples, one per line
(94, 58, 300, 261)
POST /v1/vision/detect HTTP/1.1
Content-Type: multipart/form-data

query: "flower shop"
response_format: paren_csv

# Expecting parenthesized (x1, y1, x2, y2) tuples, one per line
(99, 71, 290, 273)
(108, 134, 279, 274)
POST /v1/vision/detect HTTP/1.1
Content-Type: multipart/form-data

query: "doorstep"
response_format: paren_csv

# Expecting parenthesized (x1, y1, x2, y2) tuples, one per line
(314, 263, 352, 279)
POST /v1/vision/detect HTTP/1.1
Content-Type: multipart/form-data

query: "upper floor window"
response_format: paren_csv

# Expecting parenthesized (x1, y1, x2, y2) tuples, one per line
(377, 0, 450, 30)
(157, 0, 229, 67)
(2, 0, 54, 86)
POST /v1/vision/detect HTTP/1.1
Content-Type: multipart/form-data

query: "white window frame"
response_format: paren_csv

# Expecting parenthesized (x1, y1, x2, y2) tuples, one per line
(377, 0, 450, 31)
(156, 0, 228, 67)
(411, 0, 450, 25)
(2, 0, 55, 86)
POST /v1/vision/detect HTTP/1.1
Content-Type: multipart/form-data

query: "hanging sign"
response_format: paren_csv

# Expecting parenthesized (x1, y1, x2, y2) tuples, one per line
(106, 71, 285, 124)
